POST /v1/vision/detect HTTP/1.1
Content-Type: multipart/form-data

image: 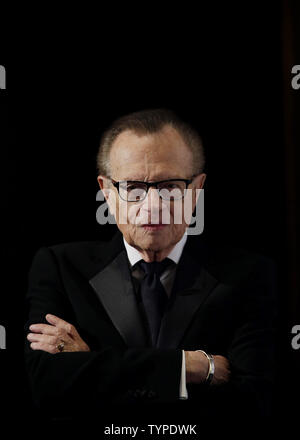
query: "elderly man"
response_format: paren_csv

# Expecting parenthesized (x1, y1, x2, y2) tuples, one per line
(25, 109, 277, 422)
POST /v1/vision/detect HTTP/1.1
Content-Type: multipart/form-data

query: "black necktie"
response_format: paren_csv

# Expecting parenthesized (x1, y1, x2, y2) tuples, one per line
(138, 258, 172, 346)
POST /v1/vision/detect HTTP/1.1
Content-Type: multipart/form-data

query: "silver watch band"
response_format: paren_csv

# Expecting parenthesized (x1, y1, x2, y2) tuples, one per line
(196, 350, 215, 384)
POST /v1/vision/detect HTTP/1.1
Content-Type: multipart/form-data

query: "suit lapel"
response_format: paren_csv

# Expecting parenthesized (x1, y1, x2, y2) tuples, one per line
(157, 236, 219, 349)
(88, 230, 219, 350)
(89, 246, 148, 348)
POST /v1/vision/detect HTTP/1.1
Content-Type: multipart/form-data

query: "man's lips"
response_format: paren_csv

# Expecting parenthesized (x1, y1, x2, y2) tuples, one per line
(141, 224, 168, 230)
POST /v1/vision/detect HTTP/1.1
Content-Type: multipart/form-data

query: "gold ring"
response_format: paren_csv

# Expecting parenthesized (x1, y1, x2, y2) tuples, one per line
(57, 341, 65, 352)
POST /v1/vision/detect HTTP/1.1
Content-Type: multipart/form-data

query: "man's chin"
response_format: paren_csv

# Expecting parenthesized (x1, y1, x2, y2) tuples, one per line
(137, 228, 170, 249)
(123, 223, 183, 251)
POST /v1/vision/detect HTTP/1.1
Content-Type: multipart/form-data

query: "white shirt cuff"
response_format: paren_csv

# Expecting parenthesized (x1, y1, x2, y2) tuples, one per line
(179, 350, 188, 399)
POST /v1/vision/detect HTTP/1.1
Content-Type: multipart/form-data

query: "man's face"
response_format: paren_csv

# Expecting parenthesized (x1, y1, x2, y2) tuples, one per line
(98, 125, 206, 254)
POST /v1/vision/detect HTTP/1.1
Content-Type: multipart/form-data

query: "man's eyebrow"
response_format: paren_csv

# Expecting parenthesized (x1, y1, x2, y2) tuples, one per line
(118, 177, 179, 182)
(117, 178, 144, 182)
(120, 178, 144, 181)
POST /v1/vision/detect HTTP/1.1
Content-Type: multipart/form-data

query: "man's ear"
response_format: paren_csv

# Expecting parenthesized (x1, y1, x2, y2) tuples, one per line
(192, 173, 206, 207)
(97, 175, 110, 202)
(194, 173, 206, 189)
(97, 175, 117, 217)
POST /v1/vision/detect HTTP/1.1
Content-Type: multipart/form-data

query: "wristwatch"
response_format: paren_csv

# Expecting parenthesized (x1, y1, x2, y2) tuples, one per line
(196, 350, 215, 385)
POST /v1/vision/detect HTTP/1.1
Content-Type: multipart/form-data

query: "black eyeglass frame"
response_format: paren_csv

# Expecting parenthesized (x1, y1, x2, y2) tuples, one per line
(109, 177, 196, 202)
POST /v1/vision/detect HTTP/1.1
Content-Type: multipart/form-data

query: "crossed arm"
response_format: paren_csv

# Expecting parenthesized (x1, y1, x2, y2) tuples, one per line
(24, 246, 277, 418)
(26, 313, 231, 386)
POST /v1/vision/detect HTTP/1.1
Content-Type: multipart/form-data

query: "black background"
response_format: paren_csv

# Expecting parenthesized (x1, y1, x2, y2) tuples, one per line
(1, 1, 300, 433)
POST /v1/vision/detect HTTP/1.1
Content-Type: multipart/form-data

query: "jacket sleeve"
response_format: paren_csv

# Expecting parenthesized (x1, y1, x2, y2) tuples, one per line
(24, 247, 182, 416)
(186, 256, 278, 418)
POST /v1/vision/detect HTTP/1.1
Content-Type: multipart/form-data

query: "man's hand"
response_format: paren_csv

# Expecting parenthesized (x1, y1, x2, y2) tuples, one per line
(27, 314, 90, 354)
(185, 351, 230, 386)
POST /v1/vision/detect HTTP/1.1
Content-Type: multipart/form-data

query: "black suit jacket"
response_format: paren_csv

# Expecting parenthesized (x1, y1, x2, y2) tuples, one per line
(24, 230, 277, 423)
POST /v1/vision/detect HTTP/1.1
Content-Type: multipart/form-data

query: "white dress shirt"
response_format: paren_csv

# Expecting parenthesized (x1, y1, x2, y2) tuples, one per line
(123, 234, 188, 400)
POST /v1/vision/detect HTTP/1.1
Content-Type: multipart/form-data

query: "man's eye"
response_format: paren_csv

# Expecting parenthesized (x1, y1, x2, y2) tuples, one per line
(162, 184, 179, 190)
(127, 185, 144, 191)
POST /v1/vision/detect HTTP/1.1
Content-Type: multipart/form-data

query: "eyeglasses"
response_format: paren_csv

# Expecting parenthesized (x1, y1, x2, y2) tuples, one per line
(110, 177, 195, 202)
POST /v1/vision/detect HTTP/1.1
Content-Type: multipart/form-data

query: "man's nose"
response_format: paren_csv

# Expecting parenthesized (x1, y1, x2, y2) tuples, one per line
(144, 186, 162, 210)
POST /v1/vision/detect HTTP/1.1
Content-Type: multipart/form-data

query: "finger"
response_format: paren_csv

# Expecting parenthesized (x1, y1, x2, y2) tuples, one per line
(45, 314, 77, 336)
(29, 324, 60, 336)
(30, 342, 58, 354)
(27, 333, 57, 345)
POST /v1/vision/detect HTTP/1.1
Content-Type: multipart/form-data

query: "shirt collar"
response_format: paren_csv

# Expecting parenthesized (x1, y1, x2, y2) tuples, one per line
(123, 233, 188, 268)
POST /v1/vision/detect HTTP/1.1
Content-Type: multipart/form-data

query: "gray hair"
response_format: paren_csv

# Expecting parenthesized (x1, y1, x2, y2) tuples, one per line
(97, 108, 205, 177)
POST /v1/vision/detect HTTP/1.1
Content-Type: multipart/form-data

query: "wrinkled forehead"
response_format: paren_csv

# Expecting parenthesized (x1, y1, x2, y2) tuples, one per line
(109, 126, 193, 180)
